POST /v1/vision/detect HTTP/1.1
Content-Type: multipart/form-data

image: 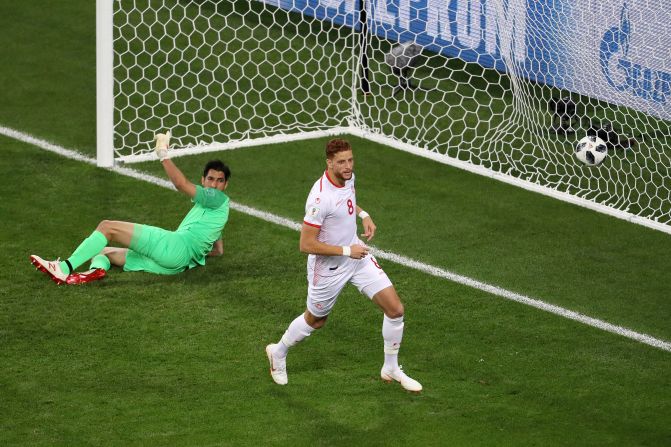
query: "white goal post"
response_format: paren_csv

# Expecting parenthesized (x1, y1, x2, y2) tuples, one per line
(97, 0, 671, 234)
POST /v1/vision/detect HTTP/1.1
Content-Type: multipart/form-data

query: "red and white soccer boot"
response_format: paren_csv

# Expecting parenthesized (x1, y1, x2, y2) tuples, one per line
(266, 344, 288, 385)
(30, 255, 69, 285)
(381, 366, 422, 392)
(66, 268, 107, 285)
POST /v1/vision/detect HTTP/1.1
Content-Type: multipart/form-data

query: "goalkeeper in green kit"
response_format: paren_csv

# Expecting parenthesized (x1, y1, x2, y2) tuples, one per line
(30, 132, 231, 285)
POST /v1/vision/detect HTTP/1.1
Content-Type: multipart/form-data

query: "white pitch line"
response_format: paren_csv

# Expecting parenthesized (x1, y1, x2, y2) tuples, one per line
(2, 125, 669, 353)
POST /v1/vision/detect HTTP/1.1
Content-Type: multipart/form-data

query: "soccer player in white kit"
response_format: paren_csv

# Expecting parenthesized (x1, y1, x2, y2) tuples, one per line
(265, 139, 422, 392)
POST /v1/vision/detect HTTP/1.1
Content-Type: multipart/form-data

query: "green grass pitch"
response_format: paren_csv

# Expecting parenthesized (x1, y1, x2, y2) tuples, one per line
(1, 1, 670, 446)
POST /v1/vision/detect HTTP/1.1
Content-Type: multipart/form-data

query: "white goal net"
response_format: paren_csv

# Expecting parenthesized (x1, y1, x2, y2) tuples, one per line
(98, 0, 671, 233)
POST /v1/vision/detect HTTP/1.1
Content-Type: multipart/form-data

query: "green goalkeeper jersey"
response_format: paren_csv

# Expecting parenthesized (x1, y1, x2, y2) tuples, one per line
(176, 185, 230, 268)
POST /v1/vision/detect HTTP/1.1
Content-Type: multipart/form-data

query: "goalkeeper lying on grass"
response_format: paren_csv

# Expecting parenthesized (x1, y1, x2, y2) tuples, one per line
(30, 132, 231, 285)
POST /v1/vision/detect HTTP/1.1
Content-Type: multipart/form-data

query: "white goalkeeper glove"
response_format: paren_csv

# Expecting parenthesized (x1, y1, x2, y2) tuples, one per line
(154, 130, 171, 161)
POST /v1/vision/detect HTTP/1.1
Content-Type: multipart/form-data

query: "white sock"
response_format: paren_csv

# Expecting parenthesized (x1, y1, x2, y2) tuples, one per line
(382, 314, 404, 371)
(275, 314, 315, 358)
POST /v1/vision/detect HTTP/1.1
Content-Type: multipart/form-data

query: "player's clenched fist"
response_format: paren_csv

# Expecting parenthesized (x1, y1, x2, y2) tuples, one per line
(349, 244, 369, 259)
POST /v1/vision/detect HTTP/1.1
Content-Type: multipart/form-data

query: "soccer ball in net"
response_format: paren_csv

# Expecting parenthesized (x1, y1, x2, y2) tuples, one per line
(575, 135, 608, 166)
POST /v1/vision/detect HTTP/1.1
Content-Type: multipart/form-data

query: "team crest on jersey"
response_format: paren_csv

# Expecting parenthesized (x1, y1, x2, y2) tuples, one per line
(308, 206, 320, 217)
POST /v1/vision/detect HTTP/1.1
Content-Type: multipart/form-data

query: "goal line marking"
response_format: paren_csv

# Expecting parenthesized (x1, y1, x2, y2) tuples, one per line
(2, 124, 669, 353)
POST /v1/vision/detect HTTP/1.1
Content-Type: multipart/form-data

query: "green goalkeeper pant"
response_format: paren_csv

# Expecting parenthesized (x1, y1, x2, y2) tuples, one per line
(123, 224, 192, 275)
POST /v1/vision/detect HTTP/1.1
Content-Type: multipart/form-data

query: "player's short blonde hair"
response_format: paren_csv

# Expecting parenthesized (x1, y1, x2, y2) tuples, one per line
(325, 139, 352, 159)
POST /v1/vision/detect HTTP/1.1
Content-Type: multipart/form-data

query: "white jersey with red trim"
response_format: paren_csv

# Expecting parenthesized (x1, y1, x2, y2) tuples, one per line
(303, 170, 359, 275)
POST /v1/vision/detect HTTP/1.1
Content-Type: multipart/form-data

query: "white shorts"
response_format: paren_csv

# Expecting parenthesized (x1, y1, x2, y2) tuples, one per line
(306, 254, 393, 317)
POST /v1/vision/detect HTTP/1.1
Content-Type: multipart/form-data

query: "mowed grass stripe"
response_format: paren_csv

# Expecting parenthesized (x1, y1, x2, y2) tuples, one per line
(2, 123, 669, 353)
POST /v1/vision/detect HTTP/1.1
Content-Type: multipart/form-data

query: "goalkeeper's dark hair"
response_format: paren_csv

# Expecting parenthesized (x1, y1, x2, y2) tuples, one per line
(203, 160, 231, 181)
(325, 138, 352, 159)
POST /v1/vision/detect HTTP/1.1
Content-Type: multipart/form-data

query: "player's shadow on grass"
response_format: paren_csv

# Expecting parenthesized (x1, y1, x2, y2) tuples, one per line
(264, 362, 423, 444)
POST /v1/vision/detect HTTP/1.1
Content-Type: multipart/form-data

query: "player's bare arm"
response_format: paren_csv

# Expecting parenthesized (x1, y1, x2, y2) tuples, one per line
(299, 223, 369, 259)
(356, 205, 376, 241)
(161, 158, 197, 197)
(154, 132, 198, 197)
